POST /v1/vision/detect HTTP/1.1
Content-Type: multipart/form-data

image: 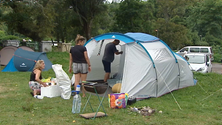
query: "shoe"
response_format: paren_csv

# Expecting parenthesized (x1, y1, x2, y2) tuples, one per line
(34, 95, 44, 99)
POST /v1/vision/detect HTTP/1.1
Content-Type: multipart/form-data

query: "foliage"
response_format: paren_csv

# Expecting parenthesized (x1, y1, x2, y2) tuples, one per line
(66, 0, 107, 40)
(0, 52, 222, 124)
(112, 0, 156, 34)
(155, 18, 191, 50)
(0, 35, 20, 41)
(0, 0, 222, 52)
(2, 0, 56, 43)
(0, 30, 5, 39)
(50, 0, 80, 43)
(91, 3, 116, 36)
(212, 45, 222, 62)
(187, 0, 222, 46)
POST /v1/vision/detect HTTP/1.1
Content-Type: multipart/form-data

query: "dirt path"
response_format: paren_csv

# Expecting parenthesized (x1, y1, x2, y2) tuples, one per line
(212, 63, 222, 74)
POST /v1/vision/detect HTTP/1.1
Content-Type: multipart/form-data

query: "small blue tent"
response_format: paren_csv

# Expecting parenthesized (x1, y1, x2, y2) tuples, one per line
(2, 48, 52, 72)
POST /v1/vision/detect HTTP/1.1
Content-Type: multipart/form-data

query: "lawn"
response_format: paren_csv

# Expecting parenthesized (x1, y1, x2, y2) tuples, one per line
(0, 52, 222, 125)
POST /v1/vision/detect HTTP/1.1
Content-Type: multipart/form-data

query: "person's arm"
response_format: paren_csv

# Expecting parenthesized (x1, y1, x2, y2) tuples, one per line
(69, 53, 73, 73)
(115, 51, 123, 55)
(84, 51, 91, 72)
(35, 69, 47, 87)
(114, 45, 123, 55)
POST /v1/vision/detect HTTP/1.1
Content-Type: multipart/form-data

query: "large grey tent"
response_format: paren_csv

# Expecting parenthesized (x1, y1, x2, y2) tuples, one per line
(73, 32, 195, 99)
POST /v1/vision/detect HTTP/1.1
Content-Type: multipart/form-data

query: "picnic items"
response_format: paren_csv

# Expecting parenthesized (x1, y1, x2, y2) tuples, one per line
(108, 93, 128, 109)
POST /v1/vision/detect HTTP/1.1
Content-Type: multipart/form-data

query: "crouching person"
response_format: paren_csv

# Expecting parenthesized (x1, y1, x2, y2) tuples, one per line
(29, 60, 48, 99)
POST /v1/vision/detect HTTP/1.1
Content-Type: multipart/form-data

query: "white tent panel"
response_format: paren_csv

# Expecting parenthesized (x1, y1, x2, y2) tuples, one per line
(145, 47, 179, 97)
(121, 43, 157, 98)
(175, 54, 194, 88)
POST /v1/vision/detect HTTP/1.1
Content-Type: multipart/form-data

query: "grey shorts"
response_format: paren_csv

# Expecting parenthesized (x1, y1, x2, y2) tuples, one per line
(73, 63, 88, 74)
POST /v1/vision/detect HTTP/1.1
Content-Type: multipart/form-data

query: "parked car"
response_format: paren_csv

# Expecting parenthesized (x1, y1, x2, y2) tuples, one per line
(185, 53, 212, 73)
(176, 46, 214, 61)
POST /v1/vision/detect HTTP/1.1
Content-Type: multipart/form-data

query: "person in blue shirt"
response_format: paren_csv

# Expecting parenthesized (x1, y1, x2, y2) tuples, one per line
(102, 39, 123, 82)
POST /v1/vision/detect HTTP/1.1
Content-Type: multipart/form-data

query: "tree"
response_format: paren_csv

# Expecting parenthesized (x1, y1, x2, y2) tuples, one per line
(155, 18, 191, 50)
(66, 0, 107, 40)
(112, 0, 156, 34)
(51, 0, 81, 43)
(187, 0, 222, 46)
(2, 0, 56, 50)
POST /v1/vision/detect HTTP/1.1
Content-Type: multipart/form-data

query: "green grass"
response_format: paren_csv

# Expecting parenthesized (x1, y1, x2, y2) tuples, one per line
(1, 52, 222, 125)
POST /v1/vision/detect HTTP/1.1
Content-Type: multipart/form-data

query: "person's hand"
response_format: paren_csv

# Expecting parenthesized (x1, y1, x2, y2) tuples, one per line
(88, 66, 91, 72)
(42, 82, 48, 87)
(69, 68, 72, 73)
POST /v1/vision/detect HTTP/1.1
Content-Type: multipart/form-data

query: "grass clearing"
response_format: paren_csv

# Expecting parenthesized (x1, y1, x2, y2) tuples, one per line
(0, 52, 222, 124)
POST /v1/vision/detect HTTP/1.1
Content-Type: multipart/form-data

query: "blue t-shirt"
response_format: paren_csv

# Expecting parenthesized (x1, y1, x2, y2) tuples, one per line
(102, 42, 118, 62)
(70, 45, 87, 63)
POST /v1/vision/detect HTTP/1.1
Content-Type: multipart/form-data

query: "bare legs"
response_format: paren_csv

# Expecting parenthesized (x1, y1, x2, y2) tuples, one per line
(33, 89, 43, 99)
(104, 72, 110, 82)
(80, 74, 87, 97)
(74, 73, 86, 97)
(33, 89, 38, 96)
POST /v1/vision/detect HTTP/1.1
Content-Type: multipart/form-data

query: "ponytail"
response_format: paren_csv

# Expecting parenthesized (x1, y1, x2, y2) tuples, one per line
(75, 34, 85, 44)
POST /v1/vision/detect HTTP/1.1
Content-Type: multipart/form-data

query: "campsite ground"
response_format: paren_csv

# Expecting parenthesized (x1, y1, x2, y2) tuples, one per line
(1, 52, 222, 124)
(212, 63, 222, 74)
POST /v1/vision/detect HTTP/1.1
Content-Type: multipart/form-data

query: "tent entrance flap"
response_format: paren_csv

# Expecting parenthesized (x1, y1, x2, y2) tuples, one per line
(86, 39, 125, 81)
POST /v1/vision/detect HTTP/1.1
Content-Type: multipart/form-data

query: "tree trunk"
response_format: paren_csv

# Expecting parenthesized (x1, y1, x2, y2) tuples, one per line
(83, 19, 92, 40)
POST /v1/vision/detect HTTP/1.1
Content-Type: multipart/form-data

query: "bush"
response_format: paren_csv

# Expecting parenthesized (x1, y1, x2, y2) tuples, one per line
(1, 35, 21, 40)
(213, 53, 222, 63)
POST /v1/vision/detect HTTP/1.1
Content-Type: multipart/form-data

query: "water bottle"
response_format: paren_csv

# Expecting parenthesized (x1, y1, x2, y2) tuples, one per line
(72, 85, 81, 113)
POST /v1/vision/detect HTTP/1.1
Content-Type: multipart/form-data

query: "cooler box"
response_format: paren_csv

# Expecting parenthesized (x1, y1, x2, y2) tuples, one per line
(41, 85, 61, 98)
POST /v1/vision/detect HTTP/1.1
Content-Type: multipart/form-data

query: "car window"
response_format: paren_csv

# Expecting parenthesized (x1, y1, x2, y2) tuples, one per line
(190, 48, 199, 52)
(187, 55, 205, 64)
(206, 55, 209, 62)
(200, 48, 209, 53)
(180, 48, 188, 52)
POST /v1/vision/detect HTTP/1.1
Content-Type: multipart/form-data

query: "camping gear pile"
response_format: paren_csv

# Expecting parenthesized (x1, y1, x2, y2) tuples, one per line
(130, 106, 156, 116)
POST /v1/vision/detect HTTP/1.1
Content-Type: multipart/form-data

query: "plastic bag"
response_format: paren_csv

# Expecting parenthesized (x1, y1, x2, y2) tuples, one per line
(52, 64, 71, 99)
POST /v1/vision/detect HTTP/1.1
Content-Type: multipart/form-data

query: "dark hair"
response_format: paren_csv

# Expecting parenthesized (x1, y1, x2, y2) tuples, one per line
(75, 34, 86, 44)
(114, 39, 120, 43)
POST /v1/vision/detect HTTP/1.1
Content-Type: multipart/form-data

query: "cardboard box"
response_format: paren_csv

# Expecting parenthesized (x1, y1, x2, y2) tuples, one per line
(41, 85, 61, 98)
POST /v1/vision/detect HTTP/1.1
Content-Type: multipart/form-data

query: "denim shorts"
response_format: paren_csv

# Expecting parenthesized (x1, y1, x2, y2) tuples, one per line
(102, 60, 111, 73)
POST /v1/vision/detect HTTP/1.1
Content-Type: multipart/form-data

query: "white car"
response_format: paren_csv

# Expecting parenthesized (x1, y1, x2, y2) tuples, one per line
(176, 46, 214, 61)
(185, 53, 212, 73)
